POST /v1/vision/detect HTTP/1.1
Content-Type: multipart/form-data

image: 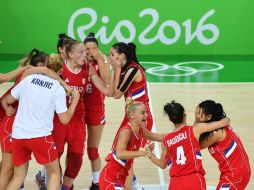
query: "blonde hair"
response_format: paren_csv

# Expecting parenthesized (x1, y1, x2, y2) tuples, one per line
(126, 98, 144, 117)
(47, 54, 64, 72)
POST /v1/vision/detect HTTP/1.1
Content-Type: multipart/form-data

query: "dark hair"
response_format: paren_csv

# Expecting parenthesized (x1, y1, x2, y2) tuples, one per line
(83, 32, 98, 46)
(164, 100, 185, 124)
(57, 33, 73, 53)
(20, 49, 48, 67)
(112, 42, 145, 71)
(199, 100, 226, 141)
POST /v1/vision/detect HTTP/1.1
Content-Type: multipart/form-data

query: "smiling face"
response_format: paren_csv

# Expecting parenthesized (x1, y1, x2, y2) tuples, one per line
(130, 104, 147, 127)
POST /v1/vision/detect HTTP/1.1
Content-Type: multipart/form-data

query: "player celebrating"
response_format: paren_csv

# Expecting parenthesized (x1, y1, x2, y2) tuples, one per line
(99, 98, 162, 190)
(146, 101, 230, 190)
(197, 100, 251, 190)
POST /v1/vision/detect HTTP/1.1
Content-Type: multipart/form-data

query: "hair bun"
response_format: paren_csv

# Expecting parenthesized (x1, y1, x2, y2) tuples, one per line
(88, 32, 95, 38)
(126, 97, 134, 107)
(59, 33, 66, 39)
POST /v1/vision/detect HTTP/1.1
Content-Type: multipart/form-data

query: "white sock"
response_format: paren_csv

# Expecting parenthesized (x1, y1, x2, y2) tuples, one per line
(41, 167, 46, 177)
(92, 171, 100, 184)
(132, 176, 142, 189)
(45, 168, 49, 187)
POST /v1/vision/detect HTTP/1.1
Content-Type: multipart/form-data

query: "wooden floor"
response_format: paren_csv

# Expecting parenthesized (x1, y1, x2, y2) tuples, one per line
(0, 82, 253, 189)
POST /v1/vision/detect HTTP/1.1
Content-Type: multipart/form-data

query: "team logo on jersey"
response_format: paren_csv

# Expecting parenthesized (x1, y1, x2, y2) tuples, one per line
(220, 184, 231, 190)
(65, 78, 70, 83)
(82, 78, 86, 85)
(95, 65, 99, 71)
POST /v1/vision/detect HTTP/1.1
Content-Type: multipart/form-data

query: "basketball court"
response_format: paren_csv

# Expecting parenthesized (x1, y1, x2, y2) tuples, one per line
(0, 56, 253, 189)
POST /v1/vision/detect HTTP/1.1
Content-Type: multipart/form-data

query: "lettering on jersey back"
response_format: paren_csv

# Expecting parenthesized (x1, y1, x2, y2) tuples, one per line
(31, 78, 53, 89)
(167, 132, 187, 147)
(69, 85, 84, 93)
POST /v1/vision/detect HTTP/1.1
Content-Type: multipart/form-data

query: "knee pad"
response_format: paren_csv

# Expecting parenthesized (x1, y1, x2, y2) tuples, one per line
(64, 152, 83, 178)
(87, 147, 99, 161)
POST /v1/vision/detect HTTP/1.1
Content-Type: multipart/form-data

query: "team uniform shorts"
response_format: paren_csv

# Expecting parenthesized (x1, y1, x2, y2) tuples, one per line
(169, 173, 206, 190)
(85, 105, 106, 126)
(52, 115, 86, 155)
(99, 163, 125, 190)
(12, 135, 58, 166)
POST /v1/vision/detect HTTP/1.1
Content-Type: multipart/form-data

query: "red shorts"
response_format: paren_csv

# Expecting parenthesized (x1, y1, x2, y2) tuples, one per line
(120, 107, 153, 147)
(169, 173, 206, 190)
(0, 116, 15, 153)
(52, 116, 86, 155)
(85, 105, 106, 126)
(99, 164, 125, 190)
(216, 172, 251, 190)
(12, 135, 58, 166)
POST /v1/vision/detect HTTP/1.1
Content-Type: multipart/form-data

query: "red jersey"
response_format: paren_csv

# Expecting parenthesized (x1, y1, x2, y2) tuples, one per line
(208, 126, 251, 180)
(105, 123, 143, 185)
(83, 61, 105, 108)
(163, 126, 205, 177)
(123, 62, 149, 106)
(61, 63, 88, 117)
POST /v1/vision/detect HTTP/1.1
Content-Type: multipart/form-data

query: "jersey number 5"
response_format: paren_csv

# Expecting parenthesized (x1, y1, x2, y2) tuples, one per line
(176, 146, 186, 165)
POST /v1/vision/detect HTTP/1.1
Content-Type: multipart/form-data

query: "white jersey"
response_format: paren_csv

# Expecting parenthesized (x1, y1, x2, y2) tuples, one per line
(11, 74, 67, 139)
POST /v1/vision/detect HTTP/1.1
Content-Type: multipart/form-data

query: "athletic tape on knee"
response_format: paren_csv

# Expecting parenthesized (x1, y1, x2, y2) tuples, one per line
(87, 147, 99, 161)
(64, 152, 83, 178)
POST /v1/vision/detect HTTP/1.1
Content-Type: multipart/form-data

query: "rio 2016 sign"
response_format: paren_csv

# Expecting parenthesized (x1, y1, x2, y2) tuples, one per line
(68, 8, 219, 46)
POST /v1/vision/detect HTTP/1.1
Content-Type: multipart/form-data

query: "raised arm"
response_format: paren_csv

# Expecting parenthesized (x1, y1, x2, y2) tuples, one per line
(90, 48, 111, 85)
(200, 129, 224, 149)
(21, 67, 70, 93)
(57, 89, 80, 125)
(193, 117, 230, 139)
(88, 65, 110, 96)
(142, 127, 163, 142)
(0, 66, 29, 84)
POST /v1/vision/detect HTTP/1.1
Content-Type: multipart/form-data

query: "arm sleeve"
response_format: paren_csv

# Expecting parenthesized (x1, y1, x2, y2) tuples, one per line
(118, 67, 138, 92)
(55, 86, 68, 114)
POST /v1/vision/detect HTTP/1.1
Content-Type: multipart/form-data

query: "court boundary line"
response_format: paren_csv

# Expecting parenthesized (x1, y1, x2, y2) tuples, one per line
(147, 82, 166, 189)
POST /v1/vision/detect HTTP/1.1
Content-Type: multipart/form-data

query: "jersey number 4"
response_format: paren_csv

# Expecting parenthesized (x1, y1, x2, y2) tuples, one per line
(176, 146, 186, 165)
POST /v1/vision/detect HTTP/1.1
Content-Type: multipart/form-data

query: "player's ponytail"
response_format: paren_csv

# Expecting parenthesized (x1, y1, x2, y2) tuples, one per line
(20, 48, 47, 67)
(57, 33, 74, 53)
(112, 42, 145, 71)
(164, 100, 185, 124)
(47, 54, 64, 73)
